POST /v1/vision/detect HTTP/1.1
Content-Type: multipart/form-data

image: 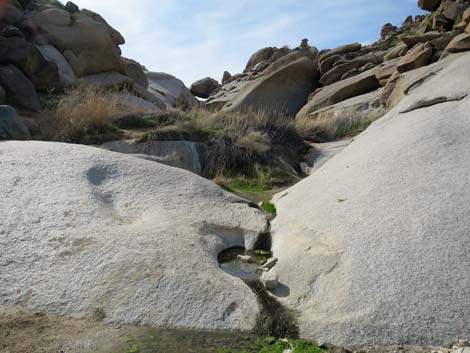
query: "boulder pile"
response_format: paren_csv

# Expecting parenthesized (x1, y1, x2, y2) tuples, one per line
(0, 0, 196, 116)
(201, 0, 470, 135)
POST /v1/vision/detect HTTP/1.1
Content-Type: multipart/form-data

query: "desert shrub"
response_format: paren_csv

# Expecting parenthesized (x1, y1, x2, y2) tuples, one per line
(41, 84, 158, 143)
(142, 108, 306, 180)
(296, 111, 381, 142)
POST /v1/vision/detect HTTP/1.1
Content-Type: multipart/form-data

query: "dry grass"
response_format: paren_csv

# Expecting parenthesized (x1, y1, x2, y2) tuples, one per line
(140, 108, 305, 179)
(41, 84, 158, 143)
(296, 110, 382, 142)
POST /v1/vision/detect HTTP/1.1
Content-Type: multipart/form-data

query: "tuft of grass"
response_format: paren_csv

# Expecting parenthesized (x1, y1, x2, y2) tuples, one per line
(229, 183, 272, 192)
(296, 111, 381, 142)
(40, 84, 158, 144)
(41, 84, 121, 143)
(261, 202, 277, 217)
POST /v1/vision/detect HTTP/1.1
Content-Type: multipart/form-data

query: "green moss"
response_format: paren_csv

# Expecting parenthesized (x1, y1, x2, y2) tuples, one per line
(261, 202, 277, 217)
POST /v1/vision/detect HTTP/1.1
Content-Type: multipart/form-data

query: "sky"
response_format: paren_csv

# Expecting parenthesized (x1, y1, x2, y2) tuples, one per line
(73, 0, 426, 86)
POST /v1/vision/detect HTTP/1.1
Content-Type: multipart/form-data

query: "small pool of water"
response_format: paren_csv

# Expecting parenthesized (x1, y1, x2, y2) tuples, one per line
(217, 246, 269, 281)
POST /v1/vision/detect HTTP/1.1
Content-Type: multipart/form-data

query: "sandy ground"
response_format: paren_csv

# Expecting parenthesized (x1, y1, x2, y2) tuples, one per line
(0, 306, 263, 353)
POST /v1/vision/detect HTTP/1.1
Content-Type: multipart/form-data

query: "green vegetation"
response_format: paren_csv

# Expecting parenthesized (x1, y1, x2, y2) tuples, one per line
(229, 182, 272, 193)
(254, 249, 272, 256)
(226, 166, 296, 193)
(124, 336, 141, 353)
(216, 337, 324, 353)
(261, 202, 277, 217)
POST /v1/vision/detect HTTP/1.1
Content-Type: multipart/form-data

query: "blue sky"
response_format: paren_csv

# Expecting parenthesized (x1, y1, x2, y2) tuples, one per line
(73, 0, 426, 86)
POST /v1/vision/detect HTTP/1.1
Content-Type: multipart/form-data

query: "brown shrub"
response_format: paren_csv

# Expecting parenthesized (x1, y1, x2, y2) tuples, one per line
(42, 84, 158, 143)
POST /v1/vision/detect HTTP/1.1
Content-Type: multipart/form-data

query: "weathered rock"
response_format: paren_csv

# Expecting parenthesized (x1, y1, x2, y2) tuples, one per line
(440, 0, 470, 22)
(222, 71, 232, 85)
(82, 71, 133, 90)
(375, 58, 400, 83)
(297, 67, 381, 118)
(261, 270, 279, 290)
(121, 58, 149, 89)
(418, 0, 442, 11)
(207, 56, 318, 115)
(36, 44, 76, 87)
(244, 46, 290, 72)
(146, 72, 197, 109)
(260, 257, 278, 271)
(384, 43, 409, 61)
(320, 53, 380, 86)
(381, 23, 398, 38)
(111, 93, 162, 114)
(143, 141, 208, 175)
(31, 8, 123, 75)
(0, 65, 41, 111)
(0, 141, 266, 330)
(397, 43, 433, 73)
(100, 140, 207, 175)
(433, 13, 453, 31)
(0, 25, 24, 38)
(65, 1, 80, 13)
(319, 54, 342, 75)
(445, 33, 470, 53)
(0, 36, 32, 65)
(190, 77, 221, 99)
(0, 105, 30, 140)
(273, 52, 470, 346)
(429, 31, 459, 50)
(401, 31, 442, 48)
(3, 4, 23, 25)
(319, 43, 362, 62)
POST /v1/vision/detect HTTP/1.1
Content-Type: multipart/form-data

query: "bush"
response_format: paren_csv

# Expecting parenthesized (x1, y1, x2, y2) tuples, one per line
(41, 84, 157, 144)
(142, 108, 306, 179)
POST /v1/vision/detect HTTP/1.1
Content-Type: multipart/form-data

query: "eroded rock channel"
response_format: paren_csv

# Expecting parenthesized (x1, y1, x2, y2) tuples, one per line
(217, 229, 299, 339)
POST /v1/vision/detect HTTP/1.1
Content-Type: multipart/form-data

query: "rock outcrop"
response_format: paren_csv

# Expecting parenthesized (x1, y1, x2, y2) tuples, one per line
(146, 72, 198, 109)
(0, 105, 30, 140)
(100, 140, 208, 176)
(190, 77, 221, 99)
(206, 54, 319, 115)
(272, 52, 470, 346)
(0, 141, 266, 330)
(297, 67, 381, 118)
(0, 0, 194, 114)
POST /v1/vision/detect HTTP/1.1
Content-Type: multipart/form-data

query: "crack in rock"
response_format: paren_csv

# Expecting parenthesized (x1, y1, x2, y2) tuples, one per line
(399, 94, 468, 114)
